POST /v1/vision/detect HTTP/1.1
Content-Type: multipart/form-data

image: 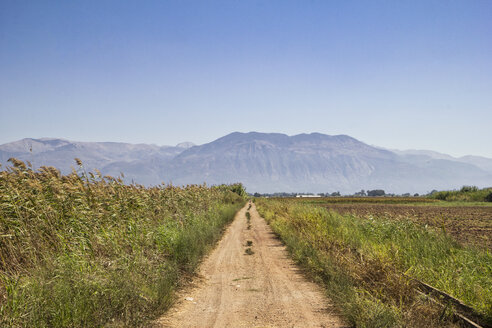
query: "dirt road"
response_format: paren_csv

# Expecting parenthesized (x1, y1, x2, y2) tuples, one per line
(157, 202, 345, 328)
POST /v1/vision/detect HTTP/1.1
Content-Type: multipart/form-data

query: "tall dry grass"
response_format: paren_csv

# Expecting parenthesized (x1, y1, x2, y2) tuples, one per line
(0, 159, 245, 327)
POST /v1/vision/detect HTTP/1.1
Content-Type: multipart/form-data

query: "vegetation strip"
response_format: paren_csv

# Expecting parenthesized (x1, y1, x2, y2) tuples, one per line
(312, 200, 492, 249)
(0, 159, 246, 327)
(429, 186, 492, 202)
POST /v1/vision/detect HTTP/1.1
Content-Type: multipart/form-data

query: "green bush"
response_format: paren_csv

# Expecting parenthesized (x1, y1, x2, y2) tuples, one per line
(460, 185, 479, 193)
(429, 186, 492, 202)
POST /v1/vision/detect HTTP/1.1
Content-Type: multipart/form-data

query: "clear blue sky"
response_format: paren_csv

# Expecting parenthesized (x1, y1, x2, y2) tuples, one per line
(1, 0, 491, 157)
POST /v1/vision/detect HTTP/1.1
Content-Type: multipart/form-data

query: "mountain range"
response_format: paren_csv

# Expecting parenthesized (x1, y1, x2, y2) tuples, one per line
(1, 132, 492, 194)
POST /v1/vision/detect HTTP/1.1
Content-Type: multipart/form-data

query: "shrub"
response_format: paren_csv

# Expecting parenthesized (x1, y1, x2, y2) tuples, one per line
(460, 185, 479, 193)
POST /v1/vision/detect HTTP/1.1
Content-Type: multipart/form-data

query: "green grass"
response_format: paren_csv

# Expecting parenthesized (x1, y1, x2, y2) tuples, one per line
(0, 160, 246, 327)
(256, 198, 491, 327)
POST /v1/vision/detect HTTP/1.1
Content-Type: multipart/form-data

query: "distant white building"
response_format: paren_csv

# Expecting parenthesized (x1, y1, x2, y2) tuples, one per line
(296, 194, 321, 198)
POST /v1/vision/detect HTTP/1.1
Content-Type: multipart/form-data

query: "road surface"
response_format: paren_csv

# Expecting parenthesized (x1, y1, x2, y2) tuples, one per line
(157, 202, 345, 328)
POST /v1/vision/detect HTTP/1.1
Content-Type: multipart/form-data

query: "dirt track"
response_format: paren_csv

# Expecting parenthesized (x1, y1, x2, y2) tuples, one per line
(157, 202, 344, 328)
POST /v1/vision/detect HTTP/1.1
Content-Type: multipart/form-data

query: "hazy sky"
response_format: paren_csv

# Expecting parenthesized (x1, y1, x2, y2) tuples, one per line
(1, 1, 491, 157)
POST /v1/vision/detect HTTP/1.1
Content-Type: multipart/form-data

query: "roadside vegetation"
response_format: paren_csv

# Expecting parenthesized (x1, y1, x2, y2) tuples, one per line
(429, 186, 492, 202)
(256, 198, 491, 327)
(0, 159, 245, 327)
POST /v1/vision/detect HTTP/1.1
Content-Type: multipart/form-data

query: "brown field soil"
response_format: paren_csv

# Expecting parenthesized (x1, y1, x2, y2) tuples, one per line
(317, 202, 492, 249)
(156, 202, 345, 328)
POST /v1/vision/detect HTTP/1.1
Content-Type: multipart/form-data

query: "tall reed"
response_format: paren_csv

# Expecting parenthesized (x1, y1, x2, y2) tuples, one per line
(0, 159, 245, 327)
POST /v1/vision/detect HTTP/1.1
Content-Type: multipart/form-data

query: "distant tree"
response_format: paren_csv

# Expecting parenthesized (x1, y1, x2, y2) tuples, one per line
(354, 189, 366, 196)
(253, 192, 261, 197)
(414, 193, 419, 197)
(331, 191, 341, 197)
(367, 189, 385, 197)
(229, 183, 246, 197)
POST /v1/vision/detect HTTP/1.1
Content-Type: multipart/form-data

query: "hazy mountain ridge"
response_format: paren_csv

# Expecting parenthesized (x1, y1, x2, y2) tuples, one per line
(0, 138, 184, 185)
(1, 133, 492, 194)
(392, 149, 492, 173)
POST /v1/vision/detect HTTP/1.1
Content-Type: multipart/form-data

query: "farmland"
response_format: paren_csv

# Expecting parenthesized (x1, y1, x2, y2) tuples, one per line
(255, 197, 492, 327)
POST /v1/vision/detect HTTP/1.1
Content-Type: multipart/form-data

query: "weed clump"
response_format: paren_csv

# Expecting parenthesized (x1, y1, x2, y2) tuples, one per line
(245, 248, 254, 255)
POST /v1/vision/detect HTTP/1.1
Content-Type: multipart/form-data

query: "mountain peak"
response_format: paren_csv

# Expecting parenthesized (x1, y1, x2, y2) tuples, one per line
(176, 142, 195, 149)
(217, 131, 359, 145)
(0, 137, 71, 153)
